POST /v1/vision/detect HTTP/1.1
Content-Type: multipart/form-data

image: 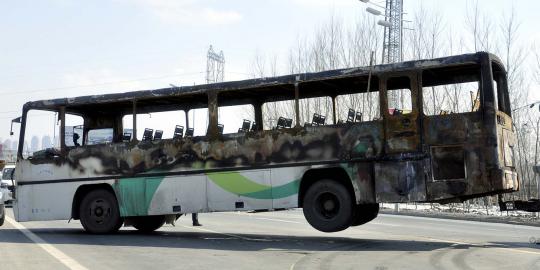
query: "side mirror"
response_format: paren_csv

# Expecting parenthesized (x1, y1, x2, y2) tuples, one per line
(10, 116, 21, 136)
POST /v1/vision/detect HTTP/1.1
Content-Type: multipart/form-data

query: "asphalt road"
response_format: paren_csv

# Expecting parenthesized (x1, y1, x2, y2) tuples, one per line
(1, 208, 539, 270)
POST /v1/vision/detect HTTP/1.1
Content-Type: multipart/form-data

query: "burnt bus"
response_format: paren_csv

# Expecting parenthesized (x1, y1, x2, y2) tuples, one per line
(9, 52, 517, 234)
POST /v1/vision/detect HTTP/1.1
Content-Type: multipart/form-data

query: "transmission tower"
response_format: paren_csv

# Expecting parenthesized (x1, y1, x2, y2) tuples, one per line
(206, 45, 225, 84)
(381, 0, 403, 64)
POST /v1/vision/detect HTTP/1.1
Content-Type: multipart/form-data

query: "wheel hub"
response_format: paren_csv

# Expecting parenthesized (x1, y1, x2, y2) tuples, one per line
(89, 199, 111, 224)
(323, 200, 335, 211)
(94, 207, 104, 217)
(317, 192, 340, 219)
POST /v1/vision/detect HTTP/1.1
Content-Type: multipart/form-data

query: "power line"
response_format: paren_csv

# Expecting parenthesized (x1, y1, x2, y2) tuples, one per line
(0, 71, 205, 97)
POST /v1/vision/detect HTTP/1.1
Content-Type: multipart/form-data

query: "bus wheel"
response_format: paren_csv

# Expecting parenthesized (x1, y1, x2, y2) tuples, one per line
(302, 179, 353, 232)
(351, 203, 379, 226)
(79, 189, 123, 234)
(131, 216, 166, 233)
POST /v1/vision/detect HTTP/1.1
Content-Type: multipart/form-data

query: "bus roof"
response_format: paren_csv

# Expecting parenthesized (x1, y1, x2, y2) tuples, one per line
(23, 52, 503, 115)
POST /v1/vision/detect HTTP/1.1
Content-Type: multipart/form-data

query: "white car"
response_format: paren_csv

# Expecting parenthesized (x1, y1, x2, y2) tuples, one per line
(1, 165, 15, 204)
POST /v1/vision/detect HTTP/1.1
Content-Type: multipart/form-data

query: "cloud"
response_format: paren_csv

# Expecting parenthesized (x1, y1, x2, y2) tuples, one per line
(121, 0, 242, 25)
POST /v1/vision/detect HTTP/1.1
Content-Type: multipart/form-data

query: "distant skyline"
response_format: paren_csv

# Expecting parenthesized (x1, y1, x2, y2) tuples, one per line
(1, 0, 538, 143)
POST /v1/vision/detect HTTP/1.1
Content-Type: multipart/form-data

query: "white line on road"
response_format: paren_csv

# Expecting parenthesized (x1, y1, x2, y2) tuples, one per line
(180, 225, 254, 241)
(255, 217, 304, 224)
(5, 216, 88, 270)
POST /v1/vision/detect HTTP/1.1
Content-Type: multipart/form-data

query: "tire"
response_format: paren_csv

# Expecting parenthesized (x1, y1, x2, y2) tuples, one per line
(351, 203, 379, 226)
(302, 179, 354, 232)
(79, 189, 123, 234)
(131, 216, 166, 233)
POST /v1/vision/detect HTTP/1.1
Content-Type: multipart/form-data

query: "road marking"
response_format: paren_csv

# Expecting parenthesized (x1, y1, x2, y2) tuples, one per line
(289, 255, 304, 270)
(418, 235, 540, 256)
(245, 213, 540, 257)
(255, 217, 303, 224)
(5, 216, 88, 270)
(180, 225, 254, 241)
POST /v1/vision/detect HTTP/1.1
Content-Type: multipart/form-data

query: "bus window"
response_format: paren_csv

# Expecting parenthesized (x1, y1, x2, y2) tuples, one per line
(65, 114, 84, 147)
(86, 128, 113, 145)
(492, 62, 511, 115)
(262, 100, 295, 130)
(298, 97, 332, 126)
(23, 110, 58, 158)
(188, 108, 209, 137)
(218, 105, 255, 134)
(123, 110, 186, 140)
(336, 92, 380, 122)
(421, 69, 481, 115)
(422, 82, 480, 115)
(387, 77, 412, 115)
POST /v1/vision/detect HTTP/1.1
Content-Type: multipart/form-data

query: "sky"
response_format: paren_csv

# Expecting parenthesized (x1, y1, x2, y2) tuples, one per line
(0, 0, 539, 149)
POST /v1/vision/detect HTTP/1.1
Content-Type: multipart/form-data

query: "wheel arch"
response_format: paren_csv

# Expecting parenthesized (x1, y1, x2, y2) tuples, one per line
(298, 166, 357, 208)
(71, 183, 117, 220)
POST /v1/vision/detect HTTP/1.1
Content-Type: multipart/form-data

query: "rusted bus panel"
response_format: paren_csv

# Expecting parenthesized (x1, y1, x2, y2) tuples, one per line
(25, 122, 384, 179)
(384, 116, 420, 153)
(341, 162, 377, 204)
(495, 111, 519, 192)
(374, 159, 428, 202)
(380, 73, 421, 154)
(422, 113, 487, 201)
(422, 111, 518, 202)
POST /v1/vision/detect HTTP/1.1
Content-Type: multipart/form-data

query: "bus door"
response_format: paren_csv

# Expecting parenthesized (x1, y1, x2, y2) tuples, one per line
(382, 74, 420, 153)
(375, 73, 426, 202)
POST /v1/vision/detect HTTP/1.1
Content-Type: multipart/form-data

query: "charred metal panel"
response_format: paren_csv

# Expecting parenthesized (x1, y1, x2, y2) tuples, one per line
(431, 146, 465, 181)
(342, 162, 376, 204)
(374, 160, 427, 202)
(381, 74, 421, 154)
(23, 122, 384, 180)
(423, 113, 492, 201)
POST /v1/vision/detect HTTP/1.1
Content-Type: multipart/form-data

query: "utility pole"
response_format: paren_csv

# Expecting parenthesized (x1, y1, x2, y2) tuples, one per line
(206, 45, 225, 84)
(360, 0, 408, 108)
(360, 0, 408, 213)
(381, 0, 403, 64)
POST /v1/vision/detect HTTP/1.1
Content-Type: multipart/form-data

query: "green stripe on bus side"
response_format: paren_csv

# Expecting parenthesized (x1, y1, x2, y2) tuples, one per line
(206, 172, 268, 194)
(207, 172, 299, 199)
(114, 176, 164, 217)
(242, 179, 300, 199)
(114, 171, 300, 216)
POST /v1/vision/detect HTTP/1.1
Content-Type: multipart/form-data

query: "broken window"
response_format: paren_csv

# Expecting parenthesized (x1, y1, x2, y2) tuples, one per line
(23, 110, 58, 158)
(421, 68, 481, 116)
(336, 91, 380, 123)
(218, 104, 255, 134)
(298, 97, 333, 126)
(86, 128, 113, 145)
(387, 77, 412, 115)
(123, 110, 186, 141)
(262, 100, 295, 130)
(422, 82, 479, 116)
(187, 108, 209, 137)
(65, 114, 84, 147)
